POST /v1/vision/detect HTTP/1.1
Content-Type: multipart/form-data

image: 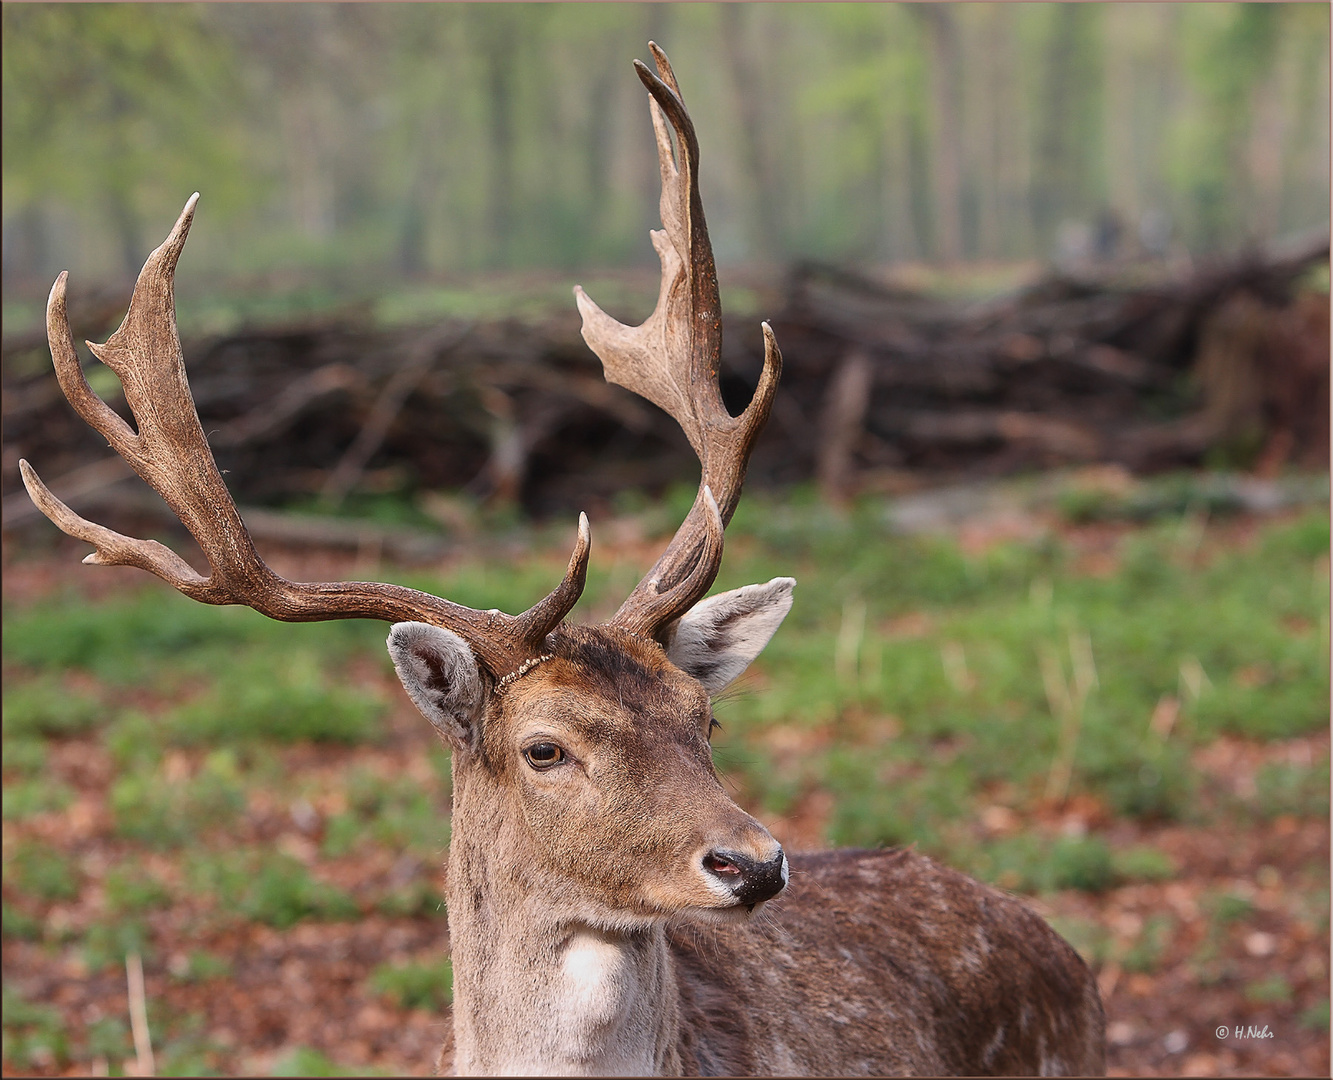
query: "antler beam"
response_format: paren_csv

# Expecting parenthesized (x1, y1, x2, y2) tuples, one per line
(575, 43, 782, 640)
(20, 195, 588, 680)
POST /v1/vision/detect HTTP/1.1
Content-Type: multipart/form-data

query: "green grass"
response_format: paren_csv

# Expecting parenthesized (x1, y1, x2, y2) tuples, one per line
(1191, 889, 1259, 986)
(185, 850, 359, 929)
(1054, 472, 1327, 525)
(2, 677, 105, 738)
(1121, 913, 1176, 974)
(1300, 998, 1331, 1032)
(110, 753, 247, 849)
(105, 864, 173, 914)
(3, 589, 383, 684)
(1, 986, 68, 1071)
(270, 1045, 382, 1077)
(6, 844, 81, 903)
(85, 1016, 131, 1065)
(960, 834, 1118, 895)
(1252, 759, 1331, 819)
(1110, 845, 1178, 883)
(375, 879, 446, 918)
(82, 919, 152, 973)
(0, 492, 1326, 915)
(1, 902, 42, 941)
(1246, 974, 1295, 1005)
(0, 483, 1327, 1074)
(2, 779, 74, 821)
(162, 649, 387, 746)
(153, 1010, 229, 1076)
(1, 735, 47, 778)
(320, 767, 448, 859)
(369, 958, 454, 1010)
(1206, 890, 1257, 925)
(703, 501, 1328, 860)
(172, 950, 234, 983)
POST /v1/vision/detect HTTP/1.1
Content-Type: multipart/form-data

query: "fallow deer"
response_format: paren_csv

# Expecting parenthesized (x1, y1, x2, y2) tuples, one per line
(22, 44, 1105, 1077)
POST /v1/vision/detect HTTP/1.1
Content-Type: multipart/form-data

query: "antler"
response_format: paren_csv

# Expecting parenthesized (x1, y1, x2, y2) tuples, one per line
(20, 194, 588, 681)
(575, 43, 782, 641)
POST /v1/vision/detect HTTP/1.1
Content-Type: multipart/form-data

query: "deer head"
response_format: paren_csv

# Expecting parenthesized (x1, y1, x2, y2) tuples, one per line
(21, 44, 791, 928)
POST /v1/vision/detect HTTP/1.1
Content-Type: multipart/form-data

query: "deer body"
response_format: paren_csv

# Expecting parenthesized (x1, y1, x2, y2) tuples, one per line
(446, 812, 1106, 1078)
(669, 849, 1103, 1077)
(23, 43, 1105, 1078)
(427, 622, 1103, 1077)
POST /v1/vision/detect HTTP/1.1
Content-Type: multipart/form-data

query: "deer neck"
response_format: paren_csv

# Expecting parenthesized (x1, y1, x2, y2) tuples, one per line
(446, 768, 683, 1077)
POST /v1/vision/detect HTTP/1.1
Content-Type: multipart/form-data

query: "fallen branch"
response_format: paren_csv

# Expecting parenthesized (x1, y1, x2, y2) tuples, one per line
(3, 239, 1326, 526)
(126, 951, 155, 1078)
(321, 322, 472, 505)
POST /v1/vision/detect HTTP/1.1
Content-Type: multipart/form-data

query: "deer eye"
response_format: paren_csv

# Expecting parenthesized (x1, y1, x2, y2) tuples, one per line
(523, 742, 566, 770)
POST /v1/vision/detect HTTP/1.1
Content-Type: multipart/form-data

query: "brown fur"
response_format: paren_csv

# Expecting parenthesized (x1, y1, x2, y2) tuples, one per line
(431, 624, 1105, 1076)
(671, 848, 1105, 1076)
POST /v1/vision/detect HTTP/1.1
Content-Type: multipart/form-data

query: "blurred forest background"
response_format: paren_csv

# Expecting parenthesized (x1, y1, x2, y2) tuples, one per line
(3, 2, 1329, 308)
(2, 6, 1330, 1077)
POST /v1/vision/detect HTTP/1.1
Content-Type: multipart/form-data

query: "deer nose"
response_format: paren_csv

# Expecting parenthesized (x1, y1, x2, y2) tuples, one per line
(702, 847, 788, 906)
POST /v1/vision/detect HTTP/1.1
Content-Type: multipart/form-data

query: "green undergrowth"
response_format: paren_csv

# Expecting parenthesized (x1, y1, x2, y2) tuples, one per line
(2, 779, 74, 821)
(184, 850, 360, 929)
(3, 591, 384, 685)
(3, 498, 1328, 869)
(0, 482, 1327, 1074)
(109, 750, 248, 849)
(368, 957, 454, 1010)
(270, 1045, 390, 1077)
(321, 766, 449, 860)
(1, 986, 69, 1071)
(703, 499, 1327, 873)
(162, 649, 387, 746)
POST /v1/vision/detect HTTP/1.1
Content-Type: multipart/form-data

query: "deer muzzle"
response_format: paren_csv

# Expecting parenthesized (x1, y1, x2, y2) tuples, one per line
(701, 845, 788, 907)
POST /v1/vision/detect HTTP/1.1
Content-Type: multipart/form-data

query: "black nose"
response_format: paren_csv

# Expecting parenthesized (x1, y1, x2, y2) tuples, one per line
(702, 847, 788, 906)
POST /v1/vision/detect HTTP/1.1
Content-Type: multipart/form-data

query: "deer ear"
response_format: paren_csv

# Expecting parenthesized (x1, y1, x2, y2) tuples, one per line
(664, 577, 795, 694)
(388, 622, 485, 752)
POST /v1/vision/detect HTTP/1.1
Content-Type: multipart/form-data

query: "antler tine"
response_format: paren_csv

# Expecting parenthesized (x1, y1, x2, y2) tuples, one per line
(511, 511, 591, 650)
(23, 195, 588, 680)
(575, 43, 782, 641)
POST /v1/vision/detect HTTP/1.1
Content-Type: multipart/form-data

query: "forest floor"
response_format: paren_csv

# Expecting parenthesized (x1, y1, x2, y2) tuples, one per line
(3, 477, 1328, 1076)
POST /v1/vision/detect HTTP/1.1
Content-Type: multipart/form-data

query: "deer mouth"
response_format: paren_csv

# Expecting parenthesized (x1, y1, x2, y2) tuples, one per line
(682, 900, 767, 927)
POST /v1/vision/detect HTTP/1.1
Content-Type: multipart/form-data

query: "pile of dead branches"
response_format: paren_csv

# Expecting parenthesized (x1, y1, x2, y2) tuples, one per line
(767, 235, 1328, 501)
(3, 237, 1327, 536)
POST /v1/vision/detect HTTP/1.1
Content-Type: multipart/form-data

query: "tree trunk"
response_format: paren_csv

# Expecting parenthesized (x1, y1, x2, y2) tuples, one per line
(720, 5, 783, 261)
(919, 6, 963, 263)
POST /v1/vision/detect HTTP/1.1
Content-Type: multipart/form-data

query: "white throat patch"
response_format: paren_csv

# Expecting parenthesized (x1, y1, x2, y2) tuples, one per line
(562, 930, 626, 1014)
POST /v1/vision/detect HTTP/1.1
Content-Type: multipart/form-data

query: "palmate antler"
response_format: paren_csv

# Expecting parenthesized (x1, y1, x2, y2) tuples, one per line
(576, 43, 782, 641)
(19, 194, 588, 681)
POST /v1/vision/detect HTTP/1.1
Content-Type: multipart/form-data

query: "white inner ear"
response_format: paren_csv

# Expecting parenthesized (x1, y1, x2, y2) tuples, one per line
(665, 577, 796, 694)
(387, 622, 484, 752)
